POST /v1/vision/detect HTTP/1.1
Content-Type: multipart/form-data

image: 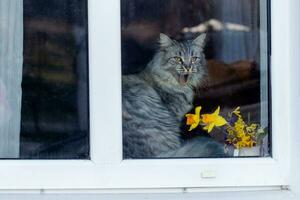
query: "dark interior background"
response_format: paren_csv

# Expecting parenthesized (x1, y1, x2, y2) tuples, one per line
(21, 0, 89, 159)
(121, 0, 269, 144)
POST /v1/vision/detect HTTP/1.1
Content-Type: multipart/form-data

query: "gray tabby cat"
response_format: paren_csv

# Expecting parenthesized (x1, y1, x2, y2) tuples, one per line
(122, 33, 226, 158)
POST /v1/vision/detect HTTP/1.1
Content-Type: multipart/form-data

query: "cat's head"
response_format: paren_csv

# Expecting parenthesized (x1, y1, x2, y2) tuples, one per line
(151, 33, 207, 88)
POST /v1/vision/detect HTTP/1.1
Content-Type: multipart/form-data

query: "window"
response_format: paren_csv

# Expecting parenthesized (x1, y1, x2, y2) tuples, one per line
(0, 0, 294, 190)
(121, 0, 270, 159)
(0, 0, 89, 159)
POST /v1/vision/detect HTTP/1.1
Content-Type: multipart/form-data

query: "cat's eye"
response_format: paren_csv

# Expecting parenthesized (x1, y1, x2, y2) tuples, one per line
(191, 57, 199, 64)
(174, 57, 182, 63)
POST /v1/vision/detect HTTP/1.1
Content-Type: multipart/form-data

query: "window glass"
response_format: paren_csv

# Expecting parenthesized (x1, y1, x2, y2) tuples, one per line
(121, 0, 270, 159)
(21, 0, 89, 159)
(0, 0, 89, 159)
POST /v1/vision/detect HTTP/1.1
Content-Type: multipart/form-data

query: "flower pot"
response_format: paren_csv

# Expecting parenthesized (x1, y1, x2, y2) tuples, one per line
(233, 145, 261, 157)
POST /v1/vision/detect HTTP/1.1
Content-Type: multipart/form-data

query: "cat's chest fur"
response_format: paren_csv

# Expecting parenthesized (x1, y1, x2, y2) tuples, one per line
(122, 74, 194, 158)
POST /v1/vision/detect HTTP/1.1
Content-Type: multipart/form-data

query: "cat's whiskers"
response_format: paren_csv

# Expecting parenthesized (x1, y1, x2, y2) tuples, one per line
(188, 67, 194, 73)
(177, 66, 198, 75)
(181, 65, 188, 72)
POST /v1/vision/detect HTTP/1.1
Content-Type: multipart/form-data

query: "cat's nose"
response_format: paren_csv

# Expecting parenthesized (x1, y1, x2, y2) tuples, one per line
(184, 65, 192, 71)
(186, 65, 192, 70)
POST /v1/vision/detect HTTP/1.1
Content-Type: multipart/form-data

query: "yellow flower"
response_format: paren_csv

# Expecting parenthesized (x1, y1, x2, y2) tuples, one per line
(246, 124, 258, 134)
(201, 106, 227, 133)
(232, 106, 241, 117)
(225, 107, 259, 149)
(185, 106, 202, 131)
(236, 134, 256, 149)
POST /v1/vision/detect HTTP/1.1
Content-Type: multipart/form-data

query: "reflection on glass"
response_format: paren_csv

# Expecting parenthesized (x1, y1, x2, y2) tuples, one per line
(21, 0, 89, 159)
(121, 0, 270, 159)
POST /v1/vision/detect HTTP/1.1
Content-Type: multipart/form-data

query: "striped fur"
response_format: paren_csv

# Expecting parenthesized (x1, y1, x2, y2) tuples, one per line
(122, 33, 226, 158)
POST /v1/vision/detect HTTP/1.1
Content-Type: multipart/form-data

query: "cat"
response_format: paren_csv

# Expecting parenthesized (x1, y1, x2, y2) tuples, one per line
(122, 33, 226, 159)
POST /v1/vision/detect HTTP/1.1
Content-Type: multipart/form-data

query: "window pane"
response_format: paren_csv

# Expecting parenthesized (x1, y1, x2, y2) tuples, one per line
(0, 0, 89, 159)
(21, 0, 89, 159)
(122, 0, 270, 159)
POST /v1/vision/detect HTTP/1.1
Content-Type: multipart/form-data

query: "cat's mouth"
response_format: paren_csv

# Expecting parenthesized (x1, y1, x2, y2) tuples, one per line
(178, 73, 191, 86)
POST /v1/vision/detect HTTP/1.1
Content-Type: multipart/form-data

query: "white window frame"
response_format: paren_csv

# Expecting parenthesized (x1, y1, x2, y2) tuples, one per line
(0, 0, 296, 191)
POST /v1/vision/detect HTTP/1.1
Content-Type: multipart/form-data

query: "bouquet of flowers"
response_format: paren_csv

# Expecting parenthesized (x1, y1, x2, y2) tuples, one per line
(185, 106, 268, 150)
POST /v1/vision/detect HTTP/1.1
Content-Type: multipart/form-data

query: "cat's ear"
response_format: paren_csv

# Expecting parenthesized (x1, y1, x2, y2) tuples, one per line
(193, 33, 206, 48)
(159, 33, 174, 48)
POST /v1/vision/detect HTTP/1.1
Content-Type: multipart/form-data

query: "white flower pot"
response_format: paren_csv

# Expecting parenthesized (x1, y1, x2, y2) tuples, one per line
(233, 146, 261, 157)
